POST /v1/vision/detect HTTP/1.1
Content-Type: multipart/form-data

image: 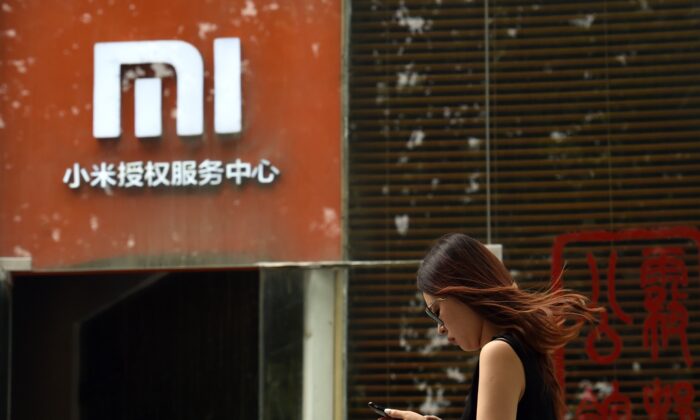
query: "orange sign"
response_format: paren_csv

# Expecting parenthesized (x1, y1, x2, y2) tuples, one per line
(0, 0, 342, 270)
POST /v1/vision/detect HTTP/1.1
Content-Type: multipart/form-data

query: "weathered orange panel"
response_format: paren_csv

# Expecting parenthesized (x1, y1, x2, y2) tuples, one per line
(0, 0, 342, 269)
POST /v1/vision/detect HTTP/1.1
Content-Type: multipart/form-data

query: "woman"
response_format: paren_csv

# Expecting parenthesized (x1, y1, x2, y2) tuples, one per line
(378, 233, 601, 420)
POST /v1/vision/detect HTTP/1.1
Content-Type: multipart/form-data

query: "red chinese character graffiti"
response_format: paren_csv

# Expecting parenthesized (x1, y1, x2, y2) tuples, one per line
(640, 247, 693, 367)
(575, 388, 601, 420)
(585, 250, 632, 365)
(643, 379, 695, 420)
(551, 228, 700, 410)
(575, 381, 632, 420)
(672, 381, 695, 420)
(643, 378, 672, 420)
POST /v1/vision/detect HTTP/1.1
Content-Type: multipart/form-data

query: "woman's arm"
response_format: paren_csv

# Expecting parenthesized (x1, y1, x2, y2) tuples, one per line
(379, 410, 441, 420)
(475, 340, 525, 420)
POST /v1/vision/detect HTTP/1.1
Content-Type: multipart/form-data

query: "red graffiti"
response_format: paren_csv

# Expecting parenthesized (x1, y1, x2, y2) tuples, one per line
(584, 249, 632, 364)
(643, 379, 695, 420)
(551, 227, 700, 388)
(585, 311, 621, 365)
(640, 247, 693, 367)
(553, 228, 699, 420)
(671, 381, 695, 420)
(643, 378, 672, 420)
(575, 381, 632, 420)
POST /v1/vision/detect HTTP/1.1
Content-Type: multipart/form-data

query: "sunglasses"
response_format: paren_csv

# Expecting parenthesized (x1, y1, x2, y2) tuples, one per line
(425, 297, 447, 327)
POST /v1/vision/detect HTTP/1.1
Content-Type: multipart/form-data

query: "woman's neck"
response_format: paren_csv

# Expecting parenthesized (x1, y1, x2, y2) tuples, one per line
(479, 321, 505, 348)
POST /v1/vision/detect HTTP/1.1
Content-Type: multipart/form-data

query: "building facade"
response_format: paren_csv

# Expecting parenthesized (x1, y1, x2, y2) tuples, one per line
(1, 0, 699, 419)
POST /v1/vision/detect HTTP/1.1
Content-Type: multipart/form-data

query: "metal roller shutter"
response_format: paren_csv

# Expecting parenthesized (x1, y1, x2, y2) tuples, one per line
(347, 0, 700, 418)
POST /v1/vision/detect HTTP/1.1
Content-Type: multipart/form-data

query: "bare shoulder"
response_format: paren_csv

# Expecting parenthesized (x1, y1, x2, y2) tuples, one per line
(480, 339, 521, 366)
(479, 339, 525, 400)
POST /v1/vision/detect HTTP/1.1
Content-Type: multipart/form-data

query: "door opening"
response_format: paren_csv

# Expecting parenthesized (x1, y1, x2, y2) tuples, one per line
(11, 270, 259, 420)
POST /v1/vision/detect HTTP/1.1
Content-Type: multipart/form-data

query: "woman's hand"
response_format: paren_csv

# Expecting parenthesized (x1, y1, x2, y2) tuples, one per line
(378, 408, 442, 420)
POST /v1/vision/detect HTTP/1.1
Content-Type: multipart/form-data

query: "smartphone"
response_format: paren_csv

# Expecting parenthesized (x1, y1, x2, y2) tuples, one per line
(368, 401, 388, 416)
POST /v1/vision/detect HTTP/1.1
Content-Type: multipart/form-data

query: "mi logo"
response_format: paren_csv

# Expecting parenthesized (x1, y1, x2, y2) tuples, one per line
(93, 38, 241, 138)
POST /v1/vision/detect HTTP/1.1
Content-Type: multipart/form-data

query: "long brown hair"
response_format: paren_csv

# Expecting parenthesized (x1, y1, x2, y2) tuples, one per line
(416, 233, 601, 419)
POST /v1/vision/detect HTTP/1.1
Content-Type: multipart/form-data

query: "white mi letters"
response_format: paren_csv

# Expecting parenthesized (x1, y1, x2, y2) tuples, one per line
(93, 38, 242, 139)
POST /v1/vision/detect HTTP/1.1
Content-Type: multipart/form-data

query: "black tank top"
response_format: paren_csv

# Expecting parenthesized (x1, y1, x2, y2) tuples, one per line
(461, 332, 557, 420)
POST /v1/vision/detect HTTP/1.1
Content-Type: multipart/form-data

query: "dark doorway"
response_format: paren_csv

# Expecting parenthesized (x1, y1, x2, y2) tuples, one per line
(11, 270, 259, 420)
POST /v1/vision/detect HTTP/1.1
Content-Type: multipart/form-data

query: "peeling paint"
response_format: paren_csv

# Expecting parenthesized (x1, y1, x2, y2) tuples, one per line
(394, 214, 409, 236)
(13, 246, 30, 257)
(197, 22, 218, 39)
(241, 1, 258, 17)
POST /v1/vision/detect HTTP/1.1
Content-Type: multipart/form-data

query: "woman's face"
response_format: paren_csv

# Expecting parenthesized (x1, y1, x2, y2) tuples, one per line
(423, 292, 486, 351)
